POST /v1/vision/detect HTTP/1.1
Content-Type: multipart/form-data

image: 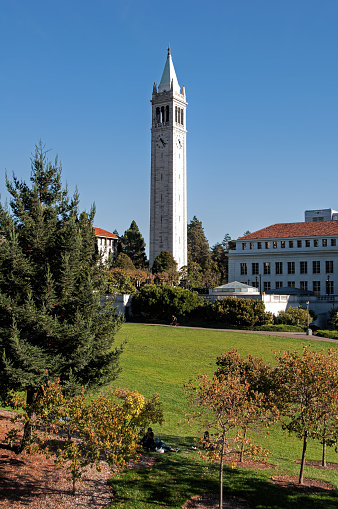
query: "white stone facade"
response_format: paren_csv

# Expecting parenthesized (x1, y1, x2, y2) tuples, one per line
(228, 220, 338, 298)
(94, 227, 118, 265)
(149, 48, 187, 270)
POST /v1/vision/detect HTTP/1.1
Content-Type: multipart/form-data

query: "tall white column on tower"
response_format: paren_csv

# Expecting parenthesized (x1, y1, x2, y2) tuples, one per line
(149, 47, 187, 270)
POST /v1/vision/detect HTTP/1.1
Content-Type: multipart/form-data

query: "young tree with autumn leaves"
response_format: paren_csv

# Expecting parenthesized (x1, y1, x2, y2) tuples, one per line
(274, 346, 338, 483)
(215, 349, 277, 462)
(184, 372, 269, 509)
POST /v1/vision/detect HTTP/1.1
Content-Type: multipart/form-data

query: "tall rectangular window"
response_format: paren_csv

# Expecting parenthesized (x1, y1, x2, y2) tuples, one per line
(281, 241, 285, 248)
(300, 281, 308, 290)
(275, 262, 283, 274)
(252, 281, 259, 289)
(289, 241, 294, 248)
(257, 242, 262, 249)
(273, 241, 277, 249)
(313, 281, 320, 295)
(275, 281, 283, 289)
(250, 242, 254, 250)
(287, 281, 295, 288)
(300, 261, 307, 274)
(313, 261, 320, 274)
(264, 262, 270, 275)
(331, 239, 336, 246)
(326, 260, 333, 273)
(326, 280, 334, 295)
(265, 242, 270, 249)
(288, 262, 295, 274)
(314, 239, 319, 247)
(252, 263, 259, 275)
(322, 239, 327, 247)
(297, 240, 302, 248)
(306, 240, 310, 247)
(242, 243, 247, 250)
(264, 282, 271, 292)
(240, 263, 247, 275)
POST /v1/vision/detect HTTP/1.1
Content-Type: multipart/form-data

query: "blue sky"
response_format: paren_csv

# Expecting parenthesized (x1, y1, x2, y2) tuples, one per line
(1, 0, 337, 254)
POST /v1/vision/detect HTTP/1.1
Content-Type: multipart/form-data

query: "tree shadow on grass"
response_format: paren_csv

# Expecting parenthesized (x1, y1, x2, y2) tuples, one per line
(111, 435, 338, 509)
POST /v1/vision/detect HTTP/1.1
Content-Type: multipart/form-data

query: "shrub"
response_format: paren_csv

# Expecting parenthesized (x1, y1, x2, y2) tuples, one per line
(274, 306, 313, 328)
(316, 330, 338, 340)
(131, 284, 202, 321)
(255, 324, 304, 332)
(329, 307, 338, 330)
(206, 297, 272, 328)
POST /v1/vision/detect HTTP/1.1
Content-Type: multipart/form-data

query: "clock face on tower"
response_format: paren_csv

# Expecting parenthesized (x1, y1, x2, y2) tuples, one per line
(176, 136, 183, 149)
(156, 134, 169, 149)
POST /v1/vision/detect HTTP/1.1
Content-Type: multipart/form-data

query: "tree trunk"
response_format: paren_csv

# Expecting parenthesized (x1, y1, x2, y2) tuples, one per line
(18, 387, 35, 453)
(219, 433, 226, 508)
(299, 432, 308, 484)
(240, 427, 247, 462)
(322, 438, 327, 468)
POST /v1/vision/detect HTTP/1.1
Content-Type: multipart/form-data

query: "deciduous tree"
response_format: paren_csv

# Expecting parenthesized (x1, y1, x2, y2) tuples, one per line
(8, 380, 163, 494)
(274, 347, 338, 483)
(185, 373, 267, 509)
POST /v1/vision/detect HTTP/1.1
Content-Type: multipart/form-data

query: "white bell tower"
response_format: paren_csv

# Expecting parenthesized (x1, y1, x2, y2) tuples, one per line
(149, 47, 187, 270)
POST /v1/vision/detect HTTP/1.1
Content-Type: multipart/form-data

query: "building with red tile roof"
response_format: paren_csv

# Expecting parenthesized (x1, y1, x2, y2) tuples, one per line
(94, 227, 118, 264)
(228, 212, 338, 300)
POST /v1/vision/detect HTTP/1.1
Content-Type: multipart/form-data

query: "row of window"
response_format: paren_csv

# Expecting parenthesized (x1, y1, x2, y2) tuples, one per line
(97, 238, 115, 247)
(248, 280, 334, 295)
(242, 238, 337, 250)
(251, 281, 334, 295)
(241, 260, 334, 275)
(156, 106, 169, 123)
(175, 106, 184, 125)
(155, 105, 185, 125)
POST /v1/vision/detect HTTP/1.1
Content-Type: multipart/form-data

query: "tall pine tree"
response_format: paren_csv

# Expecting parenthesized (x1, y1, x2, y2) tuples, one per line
(0, 143, 123, 404)
(120, 220, 147, 268)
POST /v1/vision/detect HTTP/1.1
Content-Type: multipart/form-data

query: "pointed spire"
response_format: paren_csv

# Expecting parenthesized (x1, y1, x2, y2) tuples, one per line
(158, 47, 180, 93)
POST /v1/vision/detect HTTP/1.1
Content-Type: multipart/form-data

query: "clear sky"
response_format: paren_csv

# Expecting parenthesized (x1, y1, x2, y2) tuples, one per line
(1, 0, 337, 254)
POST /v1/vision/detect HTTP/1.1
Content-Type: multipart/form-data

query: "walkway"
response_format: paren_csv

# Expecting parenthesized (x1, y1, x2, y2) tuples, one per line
(143, 323, 338, 344)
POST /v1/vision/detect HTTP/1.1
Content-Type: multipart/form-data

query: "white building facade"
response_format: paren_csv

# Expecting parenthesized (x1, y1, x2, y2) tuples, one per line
(94, 227, 118, 265)
(228, 220, 338, 297)
(149, 47, 187, 270)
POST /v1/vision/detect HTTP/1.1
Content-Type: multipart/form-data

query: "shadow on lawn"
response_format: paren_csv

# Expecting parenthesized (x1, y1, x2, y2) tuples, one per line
(111, 436, 338, 509)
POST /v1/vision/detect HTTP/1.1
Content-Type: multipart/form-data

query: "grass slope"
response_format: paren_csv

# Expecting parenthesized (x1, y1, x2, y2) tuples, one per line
(109, 324, 338, 508)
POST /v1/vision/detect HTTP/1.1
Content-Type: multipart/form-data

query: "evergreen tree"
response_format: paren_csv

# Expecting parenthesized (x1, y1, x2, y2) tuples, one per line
(121, 220, 147, 268)
(0, 143, 123, 404)
(112, 252, 135, 270)
(152, 250, 177, 274)
(187, 216, 210, 267)
(211, 243, 228, 284)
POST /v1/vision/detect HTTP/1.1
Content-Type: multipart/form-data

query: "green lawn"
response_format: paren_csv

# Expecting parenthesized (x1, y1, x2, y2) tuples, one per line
(108, 324, 338, 508)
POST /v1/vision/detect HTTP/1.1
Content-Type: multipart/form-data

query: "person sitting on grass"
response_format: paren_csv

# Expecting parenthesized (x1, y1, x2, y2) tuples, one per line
(141, 427, 156, 451)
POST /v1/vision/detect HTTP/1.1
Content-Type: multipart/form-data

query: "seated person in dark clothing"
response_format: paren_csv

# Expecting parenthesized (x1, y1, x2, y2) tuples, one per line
(141, 427, 156, 451)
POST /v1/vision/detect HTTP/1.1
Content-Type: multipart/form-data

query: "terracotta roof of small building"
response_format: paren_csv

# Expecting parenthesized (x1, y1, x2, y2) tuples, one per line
(94, 227, 118, 239)
(238, 221, 338, 240)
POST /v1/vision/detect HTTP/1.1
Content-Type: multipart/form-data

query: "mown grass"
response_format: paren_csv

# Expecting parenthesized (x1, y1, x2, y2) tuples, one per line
(107, 323, 338, 508)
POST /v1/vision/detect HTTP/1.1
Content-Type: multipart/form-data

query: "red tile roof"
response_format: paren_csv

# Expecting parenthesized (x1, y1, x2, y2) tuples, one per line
(239, 221, 338, 240)
(94, 227, 118, 239)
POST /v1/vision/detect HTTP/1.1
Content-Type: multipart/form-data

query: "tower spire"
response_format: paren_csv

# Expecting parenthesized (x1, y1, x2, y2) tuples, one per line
(158, 47, 180, 93)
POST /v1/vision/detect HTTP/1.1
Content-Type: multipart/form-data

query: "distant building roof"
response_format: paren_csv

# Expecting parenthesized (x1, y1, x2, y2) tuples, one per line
(238, 221, 338, 240)
(211, 281, 260, 294)
(94, 227, 118, 239)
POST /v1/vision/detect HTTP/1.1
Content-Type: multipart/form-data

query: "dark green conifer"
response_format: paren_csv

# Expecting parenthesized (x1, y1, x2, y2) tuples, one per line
(0, 143, 123, 404)
(120, 220, 147, 268)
